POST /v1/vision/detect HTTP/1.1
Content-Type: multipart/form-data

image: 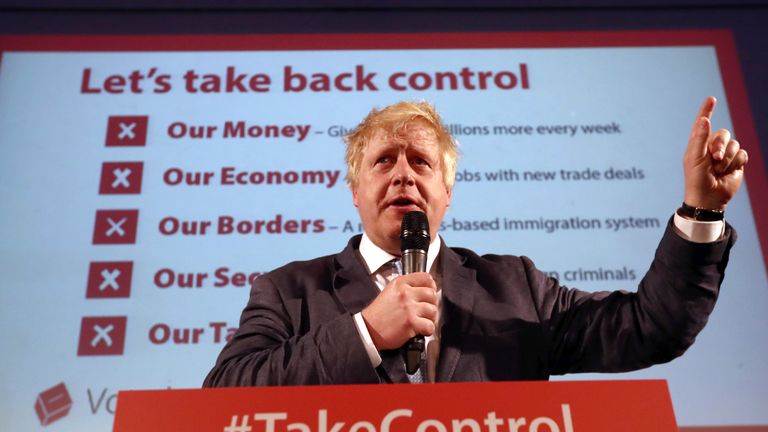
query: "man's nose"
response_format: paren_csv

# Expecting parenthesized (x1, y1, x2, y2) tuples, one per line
(391, 157, 415, 187)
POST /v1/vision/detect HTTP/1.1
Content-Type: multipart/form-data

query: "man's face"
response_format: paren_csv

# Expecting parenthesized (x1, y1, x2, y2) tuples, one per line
(352, 121, 452, 255)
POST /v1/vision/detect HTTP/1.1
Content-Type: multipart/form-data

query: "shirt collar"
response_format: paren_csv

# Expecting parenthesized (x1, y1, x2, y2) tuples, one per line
(359, 232, 441, 275)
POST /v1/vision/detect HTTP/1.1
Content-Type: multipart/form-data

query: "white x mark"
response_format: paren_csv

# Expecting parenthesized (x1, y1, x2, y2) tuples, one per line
(111, 168, 132, 188)
(118, 122, 136, 139)
(91, 324, 114, 347)
(99, 269, 121, 291)
(106, 217, 127, 237)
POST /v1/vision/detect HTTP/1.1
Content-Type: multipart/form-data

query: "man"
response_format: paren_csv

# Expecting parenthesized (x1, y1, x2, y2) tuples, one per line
(204, 97, 747, 386)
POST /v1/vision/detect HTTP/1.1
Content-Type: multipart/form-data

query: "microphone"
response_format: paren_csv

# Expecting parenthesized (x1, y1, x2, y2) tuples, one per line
(400, 211, 430, 375)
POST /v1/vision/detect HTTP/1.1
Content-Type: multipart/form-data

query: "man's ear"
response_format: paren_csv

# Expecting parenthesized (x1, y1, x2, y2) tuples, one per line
(446, 185, 453, 207)
(352, 186, 359, 208)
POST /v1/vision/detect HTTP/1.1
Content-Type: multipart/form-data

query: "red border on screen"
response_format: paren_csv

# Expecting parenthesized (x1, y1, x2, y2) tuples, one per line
(0, 33, 766, 431)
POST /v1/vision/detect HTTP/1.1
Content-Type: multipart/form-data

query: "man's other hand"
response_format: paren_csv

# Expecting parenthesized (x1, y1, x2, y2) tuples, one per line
(683, 96, 748, 211)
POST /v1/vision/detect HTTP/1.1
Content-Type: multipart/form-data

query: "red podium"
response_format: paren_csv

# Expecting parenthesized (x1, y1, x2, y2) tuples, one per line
(114, 380, 677, 431)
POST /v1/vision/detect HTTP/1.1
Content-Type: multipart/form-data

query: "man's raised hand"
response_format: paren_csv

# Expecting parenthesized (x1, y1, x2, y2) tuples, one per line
(683, 96, 748, 211)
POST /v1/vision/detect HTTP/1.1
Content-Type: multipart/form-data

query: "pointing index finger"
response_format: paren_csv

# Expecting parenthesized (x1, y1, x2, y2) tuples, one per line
(696, 96, 717, 121)
(686, 96, 717, 158)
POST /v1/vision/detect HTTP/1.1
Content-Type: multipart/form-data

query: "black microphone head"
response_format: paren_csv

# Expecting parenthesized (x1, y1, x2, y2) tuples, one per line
(400, 211, 430, 253)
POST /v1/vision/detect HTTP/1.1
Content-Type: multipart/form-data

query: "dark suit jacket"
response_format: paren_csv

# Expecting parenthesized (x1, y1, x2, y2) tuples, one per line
(204, 220, 735, 386)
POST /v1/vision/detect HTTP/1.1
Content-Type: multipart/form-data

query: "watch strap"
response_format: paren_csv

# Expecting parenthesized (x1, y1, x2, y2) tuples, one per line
(677, 202, 725, 221)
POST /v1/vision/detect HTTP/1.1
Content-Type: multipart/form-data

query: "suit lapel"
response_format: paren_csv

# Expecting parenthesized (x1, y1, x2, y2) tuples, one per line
(332, 236, 379, 314)
(331, 236, 408, 383)
(436, 241, 477, 382)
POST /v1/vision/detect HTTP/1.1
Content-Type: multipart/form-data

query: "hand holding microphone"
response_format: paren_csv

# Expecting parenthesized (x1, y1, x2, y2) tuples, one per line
(360, 211, 436, 373)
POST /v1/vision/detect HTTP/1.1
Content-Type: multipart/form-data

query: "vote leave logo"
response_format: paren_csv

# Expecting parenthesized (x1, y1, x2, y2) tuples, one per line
(92, 209, 139, 245)
(99, 162, 144, 195)
(105, 116, 148, 147)
(86, 261, 133, 299)
(35, 382, 73, 426)
(77, 316, 128, 356)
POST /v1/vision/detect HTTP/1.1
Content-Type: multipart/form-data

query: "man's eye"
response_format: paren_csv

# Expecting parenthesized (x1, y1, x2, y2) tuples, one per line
(414, 158, 429, 166)
(376, 157, 392, 164)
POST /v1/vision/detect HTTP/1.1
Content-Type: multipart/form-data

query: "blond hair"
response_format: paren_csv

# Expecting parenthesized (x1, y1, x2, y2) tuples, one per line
(344, 101, 459, 189)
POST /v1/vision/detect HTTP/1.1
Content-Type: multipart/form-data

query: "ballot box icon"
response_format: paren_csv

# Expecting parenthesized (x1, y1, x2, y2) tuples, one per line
(99, 162, 144, 195)
(105, 115, 148, 147)
(92, 209, 139, 245)
(77, 316, 127, 356)
(86, 261, 133, 299)
(35, 382, 72, 426)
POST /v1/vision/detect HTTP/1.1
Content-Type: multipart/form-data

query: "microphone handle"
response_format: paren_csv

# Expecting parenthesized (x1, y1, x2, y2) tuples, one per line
(402, 249, 428, 374)
(404, 336, 425, 374)
(402, 249, 427, 274)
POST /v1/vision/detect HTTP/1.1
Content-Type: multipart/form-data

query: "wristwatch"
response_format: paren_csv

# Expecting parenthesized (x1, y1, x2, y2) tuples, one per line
(677, 202, 725, 221)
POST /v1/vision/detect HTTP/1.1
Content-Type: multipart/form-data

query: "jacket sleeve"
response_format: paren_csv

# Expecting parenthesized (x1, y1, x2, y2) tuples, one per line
(532, 220, 736, 375)
(202, 272, 380, 387)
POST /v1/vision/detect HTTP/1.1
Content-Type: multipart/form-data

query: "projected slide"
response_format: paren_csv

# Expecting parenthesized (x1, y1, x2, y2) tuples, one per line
(0, 32, 766, 431)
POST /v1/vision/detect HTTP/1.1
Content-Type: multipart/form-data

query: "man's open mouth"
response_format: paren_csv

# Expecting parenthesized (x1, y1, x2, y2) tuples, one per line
(388, 197, 420, 209)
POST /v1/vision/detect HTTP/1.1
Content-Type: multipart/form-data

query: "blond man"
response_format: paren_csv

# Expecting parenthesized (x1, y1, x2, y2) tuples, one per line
(205, 98, 746, 385)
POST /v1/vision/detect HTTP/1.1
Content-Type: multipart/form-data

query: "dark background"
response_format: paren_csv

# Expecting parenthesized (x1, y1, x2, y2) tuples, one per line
(1, 0, 766, 174)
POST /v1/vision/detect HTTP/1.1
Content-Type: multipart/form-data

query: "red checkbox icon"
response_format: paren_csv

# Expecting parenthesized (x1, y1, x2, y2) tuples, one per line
(86, 261, 133, 299)
(77, 316, 127, 356)
(92, 210, 139, 245)
(35, 382, 73, 426)
(99, 162, 143, 195)
(105, 115, 148, 147)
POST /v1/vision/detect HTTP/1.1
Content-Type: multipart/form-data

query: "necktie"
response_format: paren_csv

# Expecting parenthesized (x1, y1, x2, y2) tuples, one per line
(387, 259, 427, 384)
